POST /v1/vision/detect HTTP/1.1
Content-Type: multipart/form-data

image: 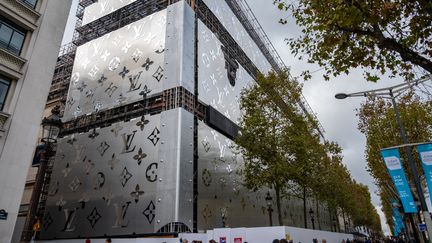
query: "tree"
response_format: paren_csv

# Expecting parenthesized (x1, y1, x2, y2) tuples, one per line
(275, 0, 432, 81)
(236, 71, 321, 226)
(357, 92, 432, 232)
(236, 71, 382, 231)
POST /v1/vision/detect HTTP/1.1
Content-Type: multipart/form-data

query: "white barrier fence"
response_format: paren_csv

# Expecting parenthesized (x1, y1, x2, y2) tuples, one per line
(37, 226, 354, 243)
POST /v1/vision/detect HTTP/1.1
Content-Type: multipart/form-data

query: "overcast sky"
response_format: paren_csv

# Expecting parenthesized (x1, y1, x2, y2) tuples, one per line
(61, 0, 404, 234)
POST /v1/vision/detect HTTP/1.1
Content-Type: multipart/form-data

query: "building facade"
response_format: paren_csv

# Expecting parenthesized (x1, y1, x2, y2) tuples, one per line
(0, 0, 72, 242)
(39, 0, 332, 240)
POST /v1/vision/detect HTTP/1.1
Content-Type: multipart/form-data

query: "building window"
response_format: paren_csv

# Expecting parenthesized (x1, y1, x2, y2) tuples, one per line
(0, 18, 26, 55)
(21, 0, 38, 9)
(0, 76, 11, 111)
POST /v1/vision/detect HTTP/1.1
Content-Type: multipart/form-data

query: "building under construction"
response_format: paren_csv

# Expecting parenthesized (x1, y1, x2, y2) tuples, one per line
(39, 0, 330, 239)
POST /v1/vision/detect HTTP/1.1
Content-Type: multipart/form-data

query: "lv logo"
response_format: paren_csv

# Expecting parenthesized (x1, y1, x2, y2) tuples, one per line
(62, 208, 77, 232)
(112, 201, 131, 228)
(121, 131, 137, 154)
(127, 71, 142, 93)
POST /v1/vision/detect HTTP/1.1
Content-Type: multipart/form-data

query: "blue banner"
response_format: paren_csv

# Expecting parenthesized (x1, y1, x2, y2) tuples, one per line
(392, 217, 400, 236)
(392, 207, 404, 236)
(381, 148, 417, 213)
(417, 143, 432, 206)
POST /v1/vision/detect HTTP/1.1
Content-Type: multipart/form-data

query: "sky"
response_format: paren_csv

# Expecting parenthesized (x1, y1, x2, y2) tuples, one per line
(60, 0, 408, 235)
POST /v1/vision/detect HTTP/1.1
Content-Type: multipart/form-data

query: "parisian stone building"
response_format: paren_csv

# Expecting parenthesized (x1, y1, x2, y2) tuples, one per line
(39, 0, 331, 240)
(0, 0, 72, 242)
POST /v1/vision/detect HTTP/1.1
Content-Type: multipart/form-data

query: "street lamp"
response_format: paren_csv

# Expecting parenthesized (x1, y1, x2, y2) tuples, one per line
(41, 108, 61, 144)
(335, 75, 432, 242)
(309, 208, 315, 230)
(265, 191, 273, 226)
(22, 106, 62, 241)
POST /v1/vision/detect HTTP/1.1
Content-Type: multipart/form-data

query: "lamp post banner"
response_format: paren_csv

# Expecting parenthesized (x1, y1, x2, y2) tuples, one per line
(392, 216, 400, 236)
(381, 148, 418, 213)
(392, 207, 404, 236)
(417, 143, 432, 206)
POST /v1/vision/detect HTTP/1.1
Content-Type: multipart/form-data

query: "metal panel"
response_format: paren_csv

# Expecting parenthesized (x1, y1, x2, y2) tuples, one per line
(197, 120, 269, 229)
(198, 20, 254, 125)
(82, 0, 138, 25)
(163, 1, 195, 93)
(41, 114, 164, 239)
(64, 10, 167, 121)
(155, 108, 194, 232)
(201, 0, 272, 74)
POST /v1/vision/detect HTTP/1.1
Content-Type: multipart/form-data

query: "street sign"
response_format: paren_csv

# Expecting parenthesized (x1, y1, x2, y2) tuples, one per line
(0, 209, 8, 220)
(419, 223, 427, 232)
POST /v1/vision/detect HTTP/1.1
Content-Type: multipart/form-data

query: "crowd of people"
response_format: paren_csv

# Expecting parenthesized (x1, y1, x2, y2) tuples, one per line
(81, 236, 413, 243)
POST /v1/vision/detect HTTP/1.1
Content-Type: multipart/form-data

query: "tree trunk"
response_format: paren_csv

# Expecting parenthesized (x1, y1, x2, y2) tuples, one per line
(303, 186, 307, 228)
(315, 197, 321, 230)
(275, 184, 283, 226)
(336, 210, 341, 232)
(342, 210, 346, 232)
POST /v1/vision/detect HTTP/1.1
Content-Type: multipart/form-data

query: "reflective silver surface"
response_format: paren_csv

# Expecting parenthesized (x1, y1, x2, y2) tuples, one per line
(64, 10, 167, 121)
(163, 0, 195, 94)
(201, 0, 272, 74)
(41, 115, 163, 238)
(197, 120, 269, 229)
(155, 108, 194, 231)
(82, 0, 138, 26)
(198, 21, 254, 125)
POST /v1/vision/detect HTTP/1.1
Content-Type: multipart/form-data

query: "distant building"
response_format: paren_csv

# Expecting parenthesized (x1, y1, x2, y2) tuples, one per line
(37, 0, 330, 240)
(0, 0, 72, 242)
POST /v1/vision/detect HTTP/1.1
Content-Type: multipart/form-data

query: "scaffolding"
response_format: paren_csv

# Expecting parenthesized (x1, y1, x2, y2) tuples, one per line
(227, 0, 325, 138)
(46, 42, 76, 112)
(61, 87, 207, 136)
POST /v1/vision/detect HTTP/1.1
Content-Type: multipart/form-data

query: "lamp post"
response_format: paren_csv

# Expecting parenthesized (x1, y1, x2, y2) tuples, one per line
(265, 191, 273, 226)
(309, 208, 315, 230)
(335, 75, 432, 242)
(22, 106, 61, 241)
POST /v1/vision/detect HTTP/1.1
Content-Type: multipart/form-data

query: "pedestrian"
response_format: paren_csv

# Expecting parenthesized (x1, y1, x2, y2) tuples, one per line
(280, 239, 288, 243)
(209, 240, 216, 243)
(105, 238, 112, 243)
(85, 239, 91, 243)
(272, 240, 280, 243)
